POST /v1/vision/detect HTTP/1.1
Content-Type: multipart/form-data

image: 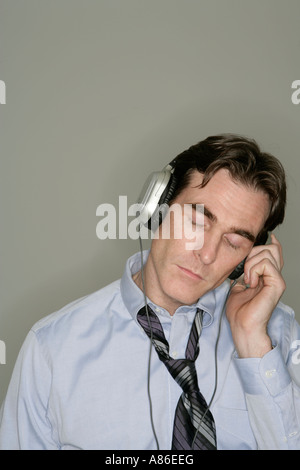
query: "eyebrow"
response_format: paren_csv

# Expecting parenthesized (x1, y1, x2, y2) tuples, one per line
(191, 203, 256, 242)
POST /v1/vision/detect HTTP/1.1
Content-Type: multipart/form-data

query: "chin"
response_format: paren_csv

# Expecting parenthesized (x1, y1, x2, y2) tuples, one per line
(165, 285, 206, 307)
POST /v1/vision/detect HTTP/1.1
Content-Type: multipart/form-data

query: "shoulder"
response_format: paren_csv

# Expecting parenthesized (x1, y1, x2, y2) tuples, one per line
(31, 279, 122, 342)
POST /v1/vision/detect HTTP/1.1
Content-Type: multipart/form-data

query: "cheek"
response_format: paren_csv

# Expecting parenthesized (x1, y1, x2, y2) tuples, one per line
(150, 237, 187, 287)
(215, 249, 247, 281)
(151, 236, 179, 269)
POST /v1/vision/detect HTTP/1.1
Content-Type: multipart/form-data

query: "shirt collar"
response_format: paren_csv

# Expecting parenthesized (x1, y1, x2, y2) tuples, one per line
(120, 250, 229, 327)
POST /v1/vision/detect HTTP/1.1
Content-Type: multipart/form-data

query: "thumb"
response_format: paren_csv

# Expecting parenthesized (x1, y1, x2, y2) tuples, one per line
(229, 276, 251, 294)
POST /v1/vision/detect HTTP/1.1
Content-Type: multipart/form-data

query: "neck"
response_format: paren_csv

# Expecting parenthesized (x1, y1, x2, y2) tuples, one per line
(132, 259, 183, 316)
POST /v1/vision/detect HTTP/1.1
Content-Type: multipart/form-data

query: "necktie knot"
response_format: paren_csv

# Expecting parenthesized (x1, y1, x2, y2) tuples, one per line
(166, 358, 199, 395)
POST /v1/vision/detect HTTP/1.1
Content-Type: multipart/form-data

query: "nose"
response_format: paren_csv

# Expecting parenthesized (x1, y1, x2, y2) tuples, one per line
(194, 231, 220, 265)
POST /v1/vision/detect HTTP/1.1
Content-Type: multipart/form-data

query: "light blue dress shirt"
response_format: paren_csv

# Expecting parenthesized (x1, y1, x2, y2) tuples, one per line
(0, 251, 300, 450)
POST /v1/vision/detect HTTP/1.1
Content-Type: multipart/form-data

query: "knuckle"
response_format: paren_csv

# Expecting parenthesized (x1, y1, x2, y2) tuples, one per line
(280, 278, 287, 292)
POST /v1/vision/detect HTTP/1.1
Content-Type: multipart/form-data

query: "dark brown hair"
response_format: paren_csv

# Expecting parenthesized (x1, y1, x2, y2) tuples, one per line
(172, 133, 286, 241)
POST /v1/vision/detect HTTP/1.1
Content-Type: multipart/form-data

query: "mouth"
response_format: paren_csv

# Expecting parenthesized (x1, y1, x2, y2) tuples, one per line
(177, 265, 203, 281)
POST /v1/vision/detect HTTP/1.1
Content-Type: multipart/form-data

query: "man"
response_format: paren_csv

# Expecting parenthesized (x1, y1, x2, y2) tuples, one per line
(0, 134, 299, 450)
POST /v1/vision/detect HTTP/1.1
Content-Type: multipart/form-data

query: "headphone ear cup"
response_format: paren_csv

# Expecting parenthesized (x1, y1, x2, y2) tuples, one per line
(147, 175, 177, 231)
(160, 174, 177, 206)
(228, 258, 246, 280)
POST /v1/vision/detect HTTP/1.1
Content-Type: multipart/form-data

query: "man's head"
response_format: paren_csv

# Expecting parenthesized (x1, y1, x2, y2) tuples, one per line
(143, 134, 287, 314)
(171, 133, 286, 244)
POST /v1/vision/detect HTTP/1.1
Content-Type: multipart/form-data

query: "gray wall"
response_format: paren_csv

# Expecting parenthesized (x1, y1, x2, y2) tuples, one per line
(0, 0, 299, 405)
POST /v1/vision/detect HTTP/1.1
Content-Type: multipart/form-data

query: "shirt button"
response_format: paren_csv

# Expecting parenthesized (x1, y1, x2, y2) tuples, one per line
(172, 351, 178, 358)
(265, 369, 276, 378)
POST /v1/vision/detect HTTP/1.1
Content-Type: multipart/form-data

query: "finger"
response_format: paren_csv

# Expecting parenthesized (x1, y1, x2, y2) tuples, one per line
(244, 249, 280, 283)
(230, 275, 248, 290)
(246, 234, 283, 271)
(270, 233, 284, 268)
(246, 257, 286, 293)
(229, 275, 263, 303)
(230, 281, 248, 294)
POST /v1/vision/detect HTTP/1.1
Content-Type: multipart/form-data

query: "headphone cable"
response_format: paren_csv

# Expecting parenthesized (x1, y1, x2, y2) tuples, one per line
(138, 234, 160, 450)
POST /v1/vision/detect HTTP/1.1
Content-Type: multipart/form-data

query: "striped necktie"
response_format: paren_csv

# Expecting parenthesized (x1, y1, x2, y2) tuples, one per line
(137, 305, 217, 450)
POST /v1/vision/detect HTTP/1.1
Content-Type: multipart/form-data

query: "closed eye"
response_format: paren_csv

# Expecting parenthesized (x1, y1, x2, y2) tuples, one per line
(225, 237, 239, 250)
(224, 232, 246, 250)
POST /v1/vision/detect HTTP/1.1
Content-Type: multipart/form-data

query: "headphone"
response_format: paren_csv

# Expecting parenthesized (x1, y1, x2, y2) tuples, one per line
(137, 159, 268, 280)
(137, 157, 178, 232)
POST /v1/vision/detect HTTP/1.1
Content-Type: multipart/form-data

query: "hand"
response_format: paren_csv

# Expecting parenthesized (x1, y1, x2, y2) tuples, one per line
(226, 234, 286, 358)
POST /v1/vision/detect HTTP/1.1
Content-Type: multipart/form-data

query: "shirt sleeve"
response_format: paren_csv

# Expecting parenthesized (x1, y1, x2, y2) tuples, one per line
(233, 317, 300, 450)
(0, 330, 58, 450)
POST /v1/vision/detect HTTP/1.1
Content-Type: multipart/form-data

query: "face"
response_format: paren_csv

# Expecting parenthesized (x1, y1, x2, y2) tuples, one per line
(144, 169, 270, 314)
